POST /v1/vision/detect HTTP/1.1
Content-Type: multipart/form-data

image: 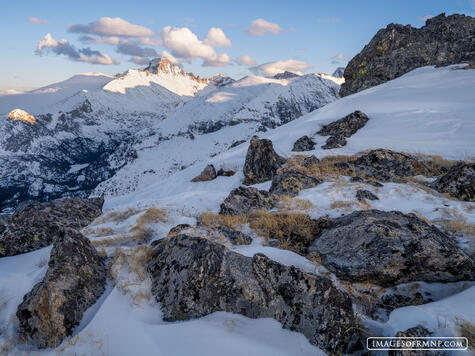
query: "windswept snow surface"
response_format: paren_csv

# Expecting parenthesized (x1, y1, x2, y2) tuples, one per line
(1, 65, 474, 355)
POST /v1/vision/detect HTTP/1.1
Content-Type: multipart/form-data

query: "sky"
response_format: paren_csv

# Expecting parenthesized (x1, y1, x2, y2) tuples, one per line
(1, 0, 474, 91)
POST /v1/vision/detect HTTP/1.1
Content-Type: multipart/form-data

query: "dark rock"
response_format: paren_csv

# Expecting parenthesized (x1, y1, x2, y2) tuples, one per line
(243, 136, 286, 185)
(273, 71, 300, 79)
(228, 140, 246, 149)
(219, 186, 279, 215)
(302, 155, 320, 167)
(332, 67, 345, 78)
(317, 111, 370, 138)
(191, 164, 217, 182)
(309, 209, 475, 287)
(356, 189, 379, 201)
(389, 326, 442, 356)
(16, 229, 106, 348)
(292, 136, 315, 152)
(215, 226, 252, 245)
(322, 135, 347, 149)
(147, 234, 361, 354)
(216, 168, 236, 177)
(269, 170, 323, 197)
(430, 162, 475, 201)
(350, 176, 384, 187)
(0, 197, 104, 257)
(0, 214, 11, 235)
(167, 224, 192, 236)
(340, 13, 475, 97)
(347, 149, 434, 181)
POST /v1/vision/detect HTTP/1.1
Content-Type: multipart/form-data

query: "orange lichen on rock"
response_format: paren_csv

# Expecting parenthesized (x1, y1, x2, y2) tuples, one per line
(7, 109, 36, 124)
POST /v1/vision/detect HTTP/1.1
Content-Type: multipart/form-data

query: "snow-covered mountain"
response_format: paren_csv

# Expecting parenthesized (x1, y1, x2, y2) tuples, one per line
(0, 58, 340, 212)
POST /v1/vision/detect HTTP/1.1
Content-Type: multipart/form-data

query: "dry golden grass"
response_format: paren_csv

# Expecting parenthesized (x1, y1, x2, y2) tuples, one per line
(95, 207, 140, 224)
(134, 207, 168, 227)
(285, 154, 359, 179)
(455, 318, 475, 350)
(433, 208, 475, 237)
(278, 195, 313, 212)
(330, 200, 359, 211)
(93, 227, 115, 237)
(92, 228, 153, 248)
(199, 212, 248, 230)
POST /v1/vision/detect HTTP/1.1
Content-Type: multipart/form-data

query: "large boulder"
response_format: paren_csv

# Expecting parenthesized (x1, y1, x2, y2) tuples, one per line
(269, 170, 322, 197)
(292, 136, 315, 152)
(243, 136, 286, 185)
(16, 229, 106, 348)
(147, 234, 361, 354)
(430, 161, 474, 201)
(191, 164, 217, 182)
(340, 13, 475, 97)
(342, 149, 436, 181)
(219, 186, 279, 215)
(0, 197, 104, 257)
(317, 111, 369, 138)
(309, 210, 475, 287)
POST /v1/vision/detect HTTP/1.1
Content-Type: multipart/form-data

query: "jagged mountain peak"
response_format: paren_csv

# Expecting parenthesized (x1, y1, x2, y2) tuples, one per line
(273, 71, 300, 79)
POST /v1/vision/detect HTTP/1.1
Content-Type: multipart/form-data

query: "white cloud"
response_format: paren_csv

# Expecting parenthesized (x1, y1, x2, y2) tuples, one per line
(205, 27, 231, 47)
(116, 41, 158, 57)
(161, 26, 229, 66)
(331, 53, 349, 64)
(250, 59, 311, 77)
(203, 53, 230, 67)
(130, 56, 151, 65)
(36, 33, 119, 65)
(28, 17, 48, 24)
(68, 17, 154, 37)
(138, 36, 162, 46)
(246, 19, 282, 36)
(236, 55, 256, 66)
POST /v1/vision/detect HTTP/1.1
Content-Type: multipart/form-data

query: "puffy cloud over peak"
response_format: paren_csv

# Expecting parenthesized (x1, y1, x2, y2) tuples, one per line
(251, 59, 311, 77)
(203, 53, 230, 67)
(246, 18, 282, 36)
(205, 27, 231, 47)
(236, 55, 256, 66)
(36, 33, 119, 65)
(68, 17, 154, 38)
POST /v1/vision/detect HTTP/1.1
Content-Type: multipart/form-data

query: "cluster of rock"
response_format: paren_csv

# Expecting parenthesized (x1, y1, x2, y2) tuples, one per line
(340, 13, 475, 96)
(0, 197, 103, 257)
(191, 164, 235, 182)
(318, 110, 370, 149)
(430, 161, 474, 201)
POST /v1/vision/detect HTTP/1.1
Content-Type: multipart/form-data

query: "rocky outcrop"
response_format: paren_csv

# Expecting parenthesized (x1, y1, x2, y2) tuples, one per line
(356, 189, 379, 201)
(269, 170, 322, 197)
(0, 197, 103, 257)
(302, 155, 320, 167)
(243, 136, 286, 185)
(216, 168, 235, 177)
(219, 186, 279, 215)
(309, 210, 475, 287)
(322, 135, 347, 149)
(16, 229, 106, 348)
(147, 234, 361, 354)
(191, 164, 217, 182)
(341, 149, 437, 181)
(340, 13, 475, 96)
(430, 162, 474, 201)
(292, 136, 315, 152)
(214, 226, 252, 245)
(318, 111, 369, 149)
(273, 71, 300, 79)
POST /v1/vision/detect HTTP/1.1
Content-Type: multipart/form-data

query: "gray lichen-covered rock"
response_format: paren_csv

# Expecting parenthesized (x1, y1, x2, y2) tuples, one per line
(430, 161, 474, 201)
(243, 136, 286, 185)
(356, 189, 379, 201)
(309, 210, 475, 287)
(389, 326, 442, 356)
(147, 234, 361, 354)
(215, 226, 252, 245)
(292, 136, 315, 152)
(340, 13, 475, 97)
(302, 155, 320, 167)
(317, 111, 370, 138)
(0, 197, 104, 257)
(16, 229, 106, 348)
(269, 170, 322, 197)
(219, 186, 279, 215)
(342, 149, 437, 181)
(191, 164, 217, 182)
(322, 135, 347, 149)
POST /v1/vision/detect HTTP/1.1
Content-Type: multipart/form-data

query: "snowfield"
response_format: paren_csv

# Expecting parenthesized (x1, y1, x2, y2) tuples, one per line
(0, 65, 474, 355)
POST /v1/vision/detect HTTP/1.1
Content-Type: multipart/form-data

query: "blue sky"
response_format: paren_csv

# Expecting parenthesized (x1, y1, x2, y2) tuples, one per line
(1, 0, 474, 91)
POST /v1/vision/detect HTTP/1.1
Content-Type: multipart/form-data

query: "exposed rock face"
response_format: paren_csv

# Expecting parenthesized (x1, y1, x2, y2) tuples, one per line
(332, 67, 345, 78)
(322, 135, 347, 149)
(273, 71, 300, 79)
(342, 149, 435, 181)
(191, 164, 217, 182)
(309, 210, 475, 287)
(243, 136, 286, 185)
(0, 197, 103, 257)
(216, 168, 235, 177)
(215, 226, 252, 245)
(292, 136, 316, 152)
(340, 13, 475, 97)
(356, 189, 379, 201)
(269, 170, 323, 197)
(219, 186, 279, 215)
(430, 162, 474, 201)
(16, 229, 106, 348)
(302, 155, 320, 167)
(147, 234, 361, 354)
(318, 111, 370, 138)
